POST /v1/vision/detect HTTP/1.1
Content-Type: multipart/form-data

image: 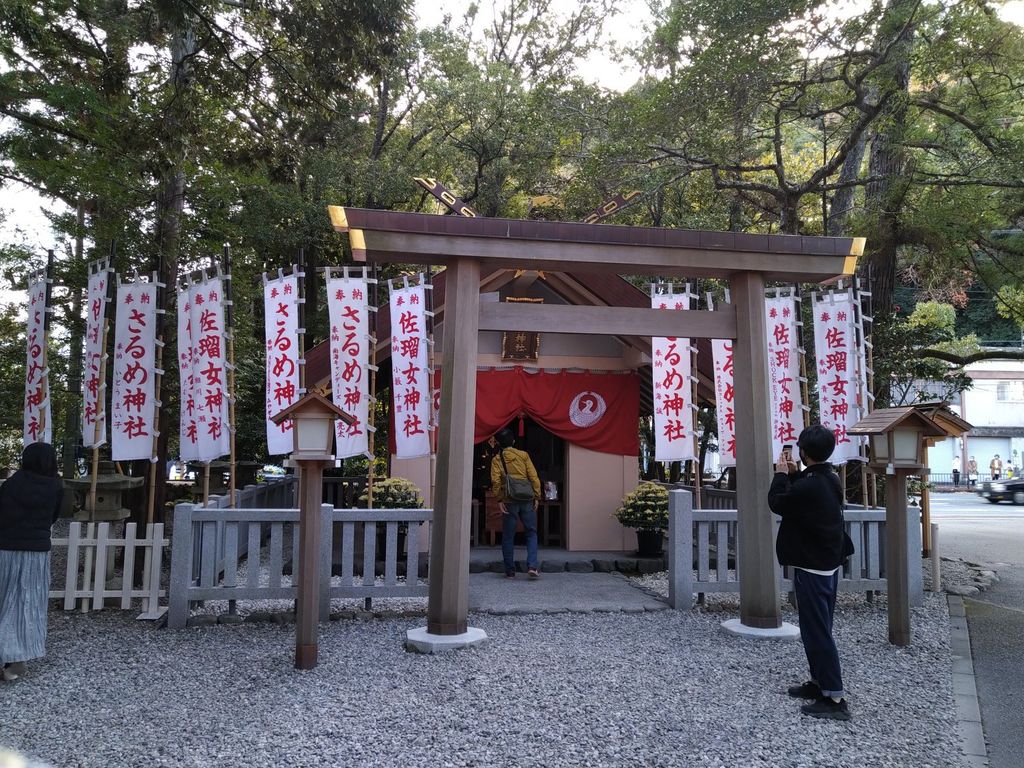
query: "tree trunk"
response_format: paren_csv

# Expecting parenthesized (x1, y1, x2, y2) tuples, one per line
(63, 200, 86, 480)
(778, 194, 801, 235)
(862, 0, 916, 407)
(863, 0, 916, 323)
(302, 243, 320, 346)
(827, 135, 867, 236)
(150, 13, 197, 523)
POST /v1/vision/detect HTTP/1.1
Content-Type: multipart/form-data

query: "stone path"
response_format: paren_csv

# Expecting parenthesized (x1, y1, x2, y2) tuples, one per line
(468, 571, 668, 615)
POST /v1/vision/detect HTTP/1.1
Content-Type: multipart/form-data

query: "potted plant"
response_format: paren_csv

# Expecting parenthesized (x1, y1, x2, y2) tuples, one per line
(358, 477, 424, 510)
(357, 477, 424, 555)
(614, 481, 669, 557)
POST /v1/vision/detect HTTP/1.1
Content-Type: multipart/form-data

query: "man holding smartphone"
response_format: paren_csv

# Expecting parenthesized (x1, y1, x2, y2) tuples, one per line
(768, 424, 851, 721)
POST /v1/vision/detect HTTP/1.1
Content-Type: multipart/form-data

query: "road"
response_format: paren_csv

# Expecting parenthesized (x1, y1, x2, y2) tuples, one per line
(928, 492, 1024, 768)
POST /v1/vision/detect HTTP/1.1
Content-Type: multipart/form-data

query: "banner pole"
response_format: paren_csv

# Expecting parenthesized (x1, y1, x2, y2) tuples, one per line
(691, 287, 702, 509)
(425, 267, 436, 509)
(88, 261, 113, 519)
(367, 263, 378, 509)
(146, 271, 165, 527)
(84, 252, 113, 611)
(224, 244, 236, 507)
(39, 250, 55, 442)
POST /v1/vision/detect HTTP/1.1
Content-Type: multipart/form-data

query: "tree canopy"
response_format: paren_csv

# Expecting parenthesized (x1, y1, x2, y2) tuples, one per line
(2, 0, 1024, 486)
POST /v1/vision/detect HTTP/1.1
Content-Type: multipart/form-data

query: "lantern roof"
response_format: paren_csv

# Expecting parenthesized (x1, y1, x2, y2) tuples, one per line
(848, 406, 947, 438)
(911, 401, 973, 438)
(270, 392, 355, 426)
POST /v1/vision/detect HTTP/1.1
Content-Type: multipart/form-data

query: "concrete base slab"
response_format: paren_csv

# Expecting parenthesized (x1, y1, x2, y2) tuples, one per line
(405, 626, 488, 654)
(720, 618, 800, 641)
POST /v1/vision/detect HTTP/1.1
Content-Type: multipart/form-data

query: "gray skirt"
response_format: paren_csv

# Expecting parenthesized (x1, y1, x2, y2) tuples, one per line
(0, 550, 50, 664)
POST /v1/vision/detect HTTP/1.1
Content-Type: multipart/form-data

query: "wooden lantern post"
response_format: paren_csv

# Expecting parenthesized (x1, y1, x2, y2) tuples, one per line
(271, 392, 355, 669)
(850, 407, 947, 646)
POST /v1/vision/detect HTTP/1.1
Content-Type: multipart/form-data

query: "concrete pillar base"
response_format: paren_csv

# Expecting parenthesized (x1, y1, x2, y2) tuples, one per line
(405, 626, 488, 654)
(721, 618, 800, 641)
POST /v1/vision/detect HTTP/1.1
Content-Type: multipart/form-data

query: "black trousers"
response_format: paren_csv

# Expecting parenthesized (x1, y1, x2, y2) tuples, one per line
(793, 568, 844, 698)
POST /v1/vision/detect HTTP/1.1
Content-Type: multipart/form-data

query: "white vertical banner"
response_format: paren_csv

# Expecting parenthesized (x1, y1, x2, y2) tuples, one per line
(23, 274, 51, 446)
(765, 292, 803, 459)
(177, 285, 199, 461)
(651, 287, 696, 462)
(327, 275, 370, 458)
(711, 337, 736, 469)
(389, 281, 430, 458)
(83, 264, 110, 448)
(111, 279, 158, 461)
(190, 277, 231, 462)
(813, 289, 864, 464)
(265, 273, 301, 456)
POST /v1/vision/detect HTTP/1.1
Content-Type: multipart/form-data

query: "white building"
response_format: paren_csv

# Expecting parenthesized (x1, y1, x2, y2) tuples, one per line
(928, 360, 1024, 479)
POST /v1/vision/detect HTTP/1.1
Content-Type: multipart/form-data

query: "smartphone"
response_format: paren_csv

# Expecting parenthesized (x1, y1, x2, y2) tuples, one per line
(781, 444, 793, 460)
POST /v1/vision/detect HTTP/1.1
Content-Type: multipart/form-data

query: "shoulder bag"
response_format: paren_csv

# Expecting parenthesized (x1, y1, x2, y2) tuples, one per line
(499, 449, 536, 502)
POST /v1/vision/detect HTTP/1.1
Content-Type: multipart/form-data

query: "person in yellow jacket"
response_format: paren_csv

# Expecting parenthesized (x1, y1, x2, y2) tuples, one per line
(490, 428, 542, 579)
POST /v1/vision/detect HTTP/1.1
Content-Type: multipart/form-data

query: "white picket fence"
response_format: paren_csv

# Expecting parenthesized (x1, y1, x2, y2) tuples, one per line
(49, 521, 168, 620)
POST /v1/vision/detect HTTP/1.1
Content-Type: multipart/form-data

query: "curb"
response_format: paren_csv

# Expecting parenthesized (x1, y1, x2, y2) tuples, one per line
(948, 594, 990, 767)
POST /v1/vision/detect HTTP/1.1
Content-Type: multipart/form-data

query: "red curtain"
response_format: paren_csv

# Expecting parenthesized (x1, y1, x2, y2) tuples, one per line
(475, 368, 639, 456)
(389, 368, 640, 456)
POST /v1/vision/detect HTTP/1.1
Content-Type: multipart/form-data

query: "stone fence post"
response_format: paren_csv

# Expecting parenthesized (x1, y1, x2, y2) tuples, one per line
(668, 489, 693, 609)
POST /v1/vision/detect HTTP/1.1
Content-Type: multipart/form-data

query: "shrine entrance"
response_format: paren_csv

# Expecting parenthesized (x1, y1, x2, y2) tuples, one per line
(329, 205, 863, 641)
(473, 418, 566, 548)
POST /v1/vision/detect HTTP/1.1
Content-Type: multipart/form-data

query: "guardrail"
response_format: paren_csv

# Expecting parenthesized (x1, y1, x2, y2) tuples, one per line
(666, 490, 917, 609)
(167, 503, 431, 628)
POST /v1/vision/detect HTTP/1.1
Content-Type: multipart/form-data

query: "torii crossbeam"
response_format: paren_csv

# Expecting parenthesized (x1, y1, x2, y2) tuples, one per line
(329, 205, 863, 644)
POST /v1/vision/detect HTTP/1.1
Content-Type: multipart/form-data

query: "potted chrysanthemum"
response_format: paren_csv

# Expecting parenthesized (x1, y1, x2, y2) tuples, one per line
(614, 481, 669, 557)
(358, 477, 424, 510)
(357, 477, 424, 554)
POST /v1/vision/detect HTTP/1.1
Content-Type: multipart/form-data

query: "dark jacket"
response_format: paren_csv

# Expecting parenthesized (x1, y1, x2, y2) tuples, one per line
(0, 469, 64, 552)
(767, 462, 845, 571)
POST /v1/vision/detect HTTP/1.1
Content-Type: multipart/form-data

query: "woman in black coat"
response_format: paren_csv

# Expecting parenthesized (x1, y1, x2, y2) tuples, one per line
(0, 442, 63, 681)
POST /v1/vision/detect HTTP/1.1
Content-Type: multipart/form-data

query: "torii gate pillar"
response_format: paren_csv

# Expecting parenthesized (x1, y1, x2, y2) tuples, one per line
(726, 271, 794, 636)
(407, 257, 488, 652)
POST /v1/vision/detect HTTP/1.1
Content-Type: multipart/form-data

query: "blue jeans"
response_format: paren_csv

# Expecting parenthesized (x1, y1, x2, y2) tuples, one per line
(793, 568, 845, 699)
(501, 501, 538, 574)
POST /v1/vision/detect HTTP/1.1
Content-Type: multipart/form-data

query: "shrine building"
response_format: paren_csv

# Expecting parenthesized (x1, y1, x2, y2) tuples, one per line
(305, 267, 717, 552)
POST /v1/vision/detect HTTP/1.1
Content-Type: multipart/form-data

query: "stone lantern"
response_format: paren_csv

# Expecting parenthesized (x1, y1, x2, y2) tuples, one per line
(64, 461, 145, 522)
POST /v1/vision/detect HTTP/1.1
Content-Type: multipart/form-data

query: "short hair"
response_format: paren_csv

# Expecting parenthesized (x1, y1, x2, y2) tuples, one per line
(22, 442, 58, 478)
(495, 429, 515, 448)
(797, 425, 835, 463)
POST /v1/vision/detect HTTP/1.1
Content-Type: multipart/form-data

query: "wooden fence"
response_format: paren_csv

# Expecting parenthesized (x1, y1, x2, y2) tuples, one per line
(49, 522, 168, 620)
(666, 490, 919, 609)
(167, 503, 432, 629)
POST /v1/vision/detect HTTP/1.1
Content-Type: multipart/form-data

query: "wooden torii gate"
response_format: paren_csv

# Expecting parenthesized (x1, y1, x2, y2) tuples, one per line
(329, 205, 863, 647)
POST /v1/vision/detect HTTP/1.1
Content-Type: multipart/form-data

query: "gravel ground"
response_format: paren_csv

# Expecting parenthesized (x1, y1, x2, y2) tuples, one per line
(3, 580, 967, 768)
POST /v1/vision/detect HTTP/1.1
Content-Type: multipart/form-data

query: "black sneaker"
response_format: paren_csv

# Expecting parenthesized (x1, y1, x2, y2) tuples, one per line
(801, 697, 851, 721)
(787, 681, 822, 699)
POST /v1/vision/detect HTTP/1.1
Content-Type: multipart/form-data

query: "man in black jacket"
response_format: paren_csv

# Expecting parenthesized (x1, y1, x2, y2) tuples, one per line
(768, 424, 851, 721)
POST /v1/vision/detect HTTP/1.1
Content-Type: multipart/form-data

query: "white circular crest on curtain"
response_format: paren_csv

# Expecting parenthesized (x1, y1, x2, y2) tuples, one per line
(569, 391, 607, 428)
